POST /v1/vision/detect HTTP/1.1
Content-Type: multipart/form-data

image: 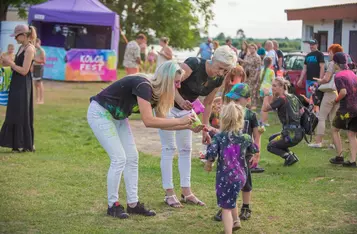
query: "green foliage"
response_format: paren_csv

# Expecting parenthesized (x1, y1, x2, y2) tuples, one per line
(210, 33, 302, 52)
(0, 0, 45, 21)
(100, 0, 215, 49)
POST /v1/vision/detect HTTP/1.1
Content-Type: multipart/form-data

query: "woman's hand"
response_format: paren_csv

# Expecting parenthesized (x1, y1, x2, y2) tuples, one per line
(202, 131, 212, 145)
(179, 100, 193, 110)
(204, 161, 213, 172)
(190, 124, 205, 133)
(178, 114, 195, 125)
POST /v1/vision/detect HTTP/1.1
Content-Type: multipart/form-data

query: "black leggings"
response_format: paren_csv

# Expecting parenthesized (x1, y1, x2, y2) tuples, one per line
(267, 128, 304, 158)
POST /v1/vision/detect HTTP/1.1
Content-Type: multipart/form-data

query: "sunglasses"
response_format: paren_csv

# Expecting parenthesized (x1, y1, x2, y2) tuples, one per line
(15, 33, 25, 39)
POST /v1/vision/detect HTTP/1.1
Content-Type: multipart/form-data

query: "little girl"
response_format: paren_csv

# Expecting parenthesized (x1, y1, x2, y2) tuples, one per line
(205, 102, 259, 234)
(259, 57, 275, 126)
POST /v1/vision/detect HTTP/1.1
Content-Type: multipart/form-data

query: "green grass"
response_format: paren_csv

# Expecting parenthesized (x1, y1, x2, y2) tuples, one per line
(1, 82, 357, 234)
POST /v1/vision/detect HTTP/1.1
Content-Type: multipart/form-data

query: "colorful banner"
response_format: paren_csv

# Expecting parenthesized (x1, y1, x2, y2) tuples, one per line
(42, 46, 66, 81)
(65, 49, 117, 81)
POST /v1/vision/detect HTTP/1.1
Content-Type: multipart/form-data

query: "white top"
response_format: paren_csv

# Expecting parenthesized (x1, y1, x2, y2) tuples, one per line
(156, 47, 170, 71)
(266, 49, 277, 66)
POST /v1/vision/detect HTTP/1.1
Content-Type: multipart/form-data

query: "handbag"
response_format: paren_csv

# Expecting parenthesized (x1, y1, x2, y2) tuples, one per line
(318, 74, 336, 92)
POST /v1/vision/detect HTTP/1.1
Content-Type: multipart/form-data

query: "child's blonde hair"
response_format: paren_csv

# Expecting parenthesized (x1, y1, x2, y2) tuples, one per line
(220, 102, 244, 134)
(212, 96, 222, 113)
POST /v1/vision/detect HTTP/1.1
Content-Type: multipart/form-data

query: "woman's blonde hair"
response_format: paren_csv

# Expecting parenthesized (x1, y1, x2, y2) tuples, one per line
(273, 77, 290, 92)
(151, 61, 183, 116)
(220, 102, 244, 134)
(160, 37, 169, 44)
(212, 45, 237, 69)
(28, 26, 37, 44)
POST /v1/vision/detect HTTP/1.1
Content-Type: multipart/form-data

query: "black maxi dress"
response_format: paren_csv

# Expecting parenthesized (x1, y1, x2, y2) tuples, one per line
(0, 45, 34, 151)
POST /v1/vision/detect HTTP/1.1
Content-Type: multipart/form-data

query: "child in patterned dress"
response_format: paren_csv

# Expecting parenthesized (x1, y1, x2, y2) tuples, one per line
(205, 102, 259, 233)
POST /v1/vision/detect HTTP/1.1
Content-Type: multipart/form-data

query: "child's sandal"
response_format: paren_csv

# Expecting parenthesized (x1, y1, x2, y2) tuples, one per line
(181, 194, 205, 206)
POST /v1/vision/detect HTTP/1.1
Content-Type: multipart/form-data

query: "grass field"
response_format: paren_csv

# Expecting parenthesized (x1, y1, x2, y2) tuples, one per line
(0, 80, 357, 234)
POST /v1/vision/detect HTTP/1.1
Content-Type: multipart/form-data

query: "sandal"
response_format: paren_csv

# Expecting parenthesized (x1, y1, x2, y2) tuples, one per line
(181, 194, 205, 206)
(164, 195, 183, 208)
(232, 219, 241, 231)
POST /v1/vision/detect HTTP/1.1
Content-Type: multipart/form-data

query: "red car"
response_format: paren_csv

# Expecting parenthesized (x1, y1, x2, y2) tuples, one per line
(284, 52, 356, 96)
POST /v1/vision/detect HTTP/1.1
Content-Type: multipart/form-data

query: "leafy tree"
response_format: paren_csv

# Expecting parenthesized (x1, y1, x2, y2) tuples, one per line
(236, 28, 245, 39)
(215, 32, 226, 41)
(101, 0, 215, 49)
(0, 0, 45, 21)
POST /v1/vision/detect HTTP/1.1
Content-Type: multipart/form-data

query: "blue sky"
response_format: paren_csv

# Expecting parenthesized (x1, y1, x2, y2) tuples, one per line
(205, 0, 356, 39)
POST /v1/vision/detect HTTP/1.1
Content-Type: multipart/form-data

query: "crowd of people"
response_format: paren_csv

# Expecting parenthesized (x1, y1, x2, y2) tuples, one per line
(1, 23, 357, 234)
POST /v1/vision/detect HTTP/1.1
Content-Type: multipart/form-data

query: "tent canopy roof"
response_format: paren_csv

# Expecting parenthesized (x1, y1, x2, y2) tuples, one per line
(28, 0, 118, 27)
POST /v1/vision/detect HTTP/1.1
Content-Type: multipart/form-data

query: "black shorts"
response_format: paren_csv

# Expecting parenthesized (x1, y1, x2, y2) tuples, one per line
(333, 115, 357, 132)
(32, 65, 44, 81)
(242, 155, 252, 192)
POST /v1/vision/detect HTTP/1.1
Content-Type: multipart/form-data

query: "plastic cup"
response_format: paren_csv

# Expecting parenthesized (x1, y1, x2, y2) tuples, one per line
(192, 99, 205, 115)
(191, 111, 202, 128)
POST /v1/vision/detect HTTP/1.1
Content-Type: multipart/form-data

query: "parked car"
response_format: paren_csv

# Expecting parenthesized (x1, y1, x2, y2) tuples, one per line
(283, 52, 357, 96)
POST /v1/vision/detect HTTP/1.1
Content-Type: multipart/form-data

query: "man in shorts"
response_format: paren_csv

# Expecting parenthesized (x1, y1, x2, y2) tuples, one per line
(33, 38, 46, 104)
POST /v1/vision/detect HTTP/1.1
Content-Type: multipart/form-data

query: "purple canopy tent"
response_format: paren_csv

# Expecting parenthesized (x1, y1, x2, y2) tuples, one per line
(27, 0, 119, 82)
(28, 0, 119, 55)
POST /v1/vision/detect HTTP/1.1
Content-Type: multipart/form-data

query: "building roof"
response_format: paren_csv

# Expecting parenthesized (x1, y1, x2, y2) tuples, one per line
(285, 3, 357, 21)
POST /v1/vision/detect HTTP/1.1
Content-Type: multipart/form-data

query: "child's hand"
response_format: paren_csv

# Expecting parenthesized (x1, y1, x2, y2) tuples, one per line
(249, 154, 260, 168)
(204, 161, 213, 172)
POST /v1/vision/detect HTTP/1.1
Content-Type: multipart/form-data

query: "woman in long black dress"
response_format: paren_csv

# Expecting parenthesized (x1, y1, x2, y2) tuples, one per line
(0, 24, 36, 152)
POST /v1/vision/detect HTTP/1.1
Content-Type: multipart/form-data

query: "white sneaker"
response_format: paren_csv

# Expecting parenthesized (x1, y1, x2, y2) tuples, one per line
(329, 144, 336, 150)
(308, 143, 322, 148)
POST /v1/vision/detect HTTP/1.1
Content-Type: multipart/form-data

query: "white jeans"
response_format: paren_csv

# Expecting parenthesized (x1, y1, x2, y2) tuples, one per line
(87, 101, 139, 206)
(159, 107, 192, 189)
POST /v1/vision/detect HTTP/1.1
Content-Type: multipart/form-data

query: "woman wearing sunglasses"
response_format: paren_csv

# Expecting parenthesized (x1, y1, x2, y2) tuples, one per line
(87, 61, 200, 219)
(0, 24, 37, 152)
(159, 45, 237, 208)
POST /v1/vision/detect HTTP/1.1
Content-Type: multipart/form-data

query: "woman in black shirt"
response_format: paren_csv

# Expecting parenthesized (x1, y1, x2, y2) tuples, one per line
(87, 61, 198, 219)
(159, 45, 237, 208)
(262, 77, 304, 167)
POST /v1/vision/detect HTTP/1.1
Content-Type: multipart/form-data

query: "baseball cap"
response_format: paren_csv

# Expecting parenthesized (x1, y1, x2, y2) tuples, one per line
(225, 83, 250, 100)
(303, 39, 318, 45)
(257, 48, 266, 56)
(333, 52, 347, 65)
(10, 24, 29, 37)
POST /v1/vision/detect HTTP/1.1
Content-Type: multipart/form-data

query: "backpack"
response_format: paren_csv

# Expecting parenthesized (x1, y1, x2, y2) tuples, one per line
(300, 104, 318, 143)
(285, 94, 318, 143)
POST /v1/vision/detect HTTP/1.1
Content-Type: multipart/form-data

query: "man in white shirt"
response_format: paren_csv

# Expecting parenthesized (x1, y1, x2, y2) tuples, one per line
(265, 40, 277, 68)
(123, 34, 146, 75)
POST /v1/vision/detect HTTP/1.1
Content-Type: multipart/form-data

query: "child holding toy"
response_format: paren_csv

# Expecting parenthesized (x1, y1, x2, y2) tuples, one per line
(205, 102, 259, 233)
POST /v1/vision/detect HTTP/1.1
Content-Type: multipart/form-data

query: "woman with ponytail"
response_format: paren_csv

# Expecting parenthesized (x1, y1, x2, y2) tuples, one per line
(0, 25, 36, 152)
(262, 77, 304, 167)
(259, 57, 275, 126)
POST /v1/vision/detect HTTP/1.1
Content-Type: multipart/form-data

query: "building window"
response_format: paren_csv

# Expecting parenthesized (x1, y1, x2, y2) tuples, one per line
(334, 20, 342, 45)
(305, 25, 314, 40)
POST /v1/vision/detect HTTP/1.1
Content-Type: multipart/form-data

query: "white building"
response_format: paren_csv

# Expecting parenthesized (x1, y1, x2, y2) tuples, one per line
(285, 3, 357, 62)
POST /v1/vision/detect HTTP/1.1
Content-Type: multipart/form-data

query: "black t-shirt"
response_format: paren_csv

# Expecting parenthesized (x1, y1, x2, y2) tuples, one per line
(174, 57, 224, 110)
(304, 50, 325, 81)
(243, 108, 259, 156)
(243, 108, 259, 137)
(269, 94, 301, 126)
(91, 76, 153, 120)
(276, 49, 284, 70)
